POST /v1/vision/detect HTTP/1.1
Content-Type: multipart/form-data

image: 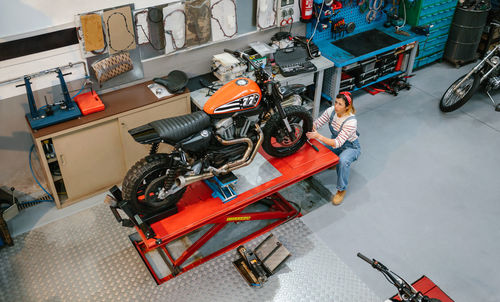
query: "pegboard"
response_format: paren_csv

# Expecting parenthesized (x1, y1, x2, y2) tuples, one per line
(306, 1, 392, 43)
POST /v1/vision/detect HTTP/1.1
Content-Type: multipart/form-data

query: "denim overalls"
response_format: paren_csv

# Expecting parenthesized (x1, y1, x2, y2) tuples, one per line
(328, 113, 361, 191)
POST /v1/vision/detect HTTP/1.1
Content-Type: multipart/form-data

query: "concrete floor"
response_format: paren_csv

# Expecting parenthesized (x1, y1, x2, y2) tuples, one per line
(4, 61, 500, 301)
(303, 61, 500, 301)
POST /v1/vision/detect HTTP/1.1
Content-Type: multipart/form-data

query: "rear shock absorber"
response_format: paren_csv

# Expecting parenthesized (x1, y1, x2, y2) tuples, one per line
(149, 142, 159, 155)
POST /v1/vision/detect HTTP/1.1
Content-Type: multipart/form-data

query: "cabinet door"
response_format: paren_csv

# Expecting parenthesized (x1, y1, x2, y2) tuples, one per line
(119, 96, 190, 169)
(52, 120, 125, 200)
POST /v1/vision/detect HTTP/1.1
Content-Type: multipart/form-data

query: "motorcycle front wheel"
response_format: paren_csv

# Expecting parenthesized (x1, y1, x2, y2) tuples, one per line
(122, 153, 186, 215)
(440, 74, 480, 112)
(262, 105, 313, 157)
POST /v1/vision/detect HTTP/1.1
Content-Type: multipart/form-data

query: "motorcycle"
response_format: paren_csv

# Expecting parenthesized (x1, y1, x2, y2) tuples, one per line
(357, 253, 442, 302)
(121, 49, 313, 215)
(440, 44, 500, 112)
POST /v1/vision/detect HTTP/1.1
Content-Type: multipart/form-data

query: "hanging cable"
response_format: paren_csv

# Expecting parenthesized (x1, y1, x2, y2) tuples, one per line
(25, 145, 54, 205)
(395, 0, 406, 32)
(306, 0, 325, 57)
(71, 76, 90, 100)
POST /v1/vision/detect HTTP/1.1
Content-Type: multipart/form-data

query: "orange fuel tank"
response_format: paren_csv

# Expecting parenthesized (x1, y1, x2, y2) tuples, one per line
(203, 78, 262, 115)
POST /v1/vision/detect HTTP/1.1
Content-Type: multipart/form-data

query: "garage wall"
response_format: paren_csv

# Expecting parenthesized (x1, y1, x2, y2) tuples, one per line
(0, 0, 305, 200)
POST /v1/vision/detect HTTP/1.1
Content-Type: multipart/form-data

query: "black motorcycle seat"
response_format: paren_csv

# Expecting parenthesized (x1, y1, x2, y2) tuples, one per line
(153, 70, 188, 94)
(280, 84, 306, 99)
(148, 111, 211, 144)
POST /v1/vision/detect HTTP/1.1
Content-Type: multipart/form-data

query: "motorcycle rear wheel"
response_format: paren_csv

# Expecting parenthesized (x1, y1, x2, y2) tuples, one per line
(262, 105, 313, 157)
(440, 74, 480, 112)
(122, 153, 186, 215)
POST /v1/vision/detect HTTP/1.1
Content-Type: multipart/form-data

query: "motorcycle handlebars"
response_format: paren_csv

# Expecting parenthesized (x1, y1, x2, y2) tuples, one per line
(357, 252, 389, 272)
(223, 48, 273, 81)
(357, 252, 431, 302)
(357, 253, 374, 266)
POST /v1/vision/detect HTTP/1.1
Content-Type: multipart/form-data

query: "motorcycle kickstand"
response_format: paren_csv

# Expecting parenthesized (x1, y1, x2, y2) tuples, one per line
(485, 91, 500, 112)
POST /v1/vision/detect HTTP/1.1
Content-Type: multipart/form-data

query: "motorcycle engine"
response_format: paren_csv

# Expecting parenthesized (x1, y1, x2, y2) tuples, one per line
(487, 76, 500, 90)
(214, 117, 235, 140)
(214, 116, 258, 140)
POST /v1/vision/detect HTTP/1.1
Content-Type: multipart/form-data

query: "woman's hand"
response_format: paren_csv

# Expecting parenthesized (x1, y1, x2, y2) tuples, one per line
(306, 130, 320, 140)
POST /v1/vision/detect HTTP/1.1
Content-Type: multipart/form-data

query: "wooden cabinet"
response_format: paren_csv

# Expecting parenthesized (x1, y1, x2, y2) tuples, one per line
(52, 120, 125, 201)
(30, 84, 190, 208)
(119, 96, 189, 169)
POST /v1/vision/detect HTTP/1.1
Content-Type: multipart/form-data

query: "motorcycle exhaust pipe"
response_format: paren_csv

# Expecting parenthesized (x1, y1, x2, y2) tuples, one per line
(175, 125, 263, 189)
(211, 124, 263, 174)
(175, 173, 213, 189)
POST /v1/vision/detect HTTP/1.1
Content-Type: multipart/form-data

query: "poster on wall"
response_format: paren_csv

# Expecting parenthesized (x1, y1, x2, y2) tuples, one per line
(210, 0, 237, 41)
(163, 2, 186, 54)
(185, 0, 212, 47)
(256, 0, 277, 30)
(103, 5, 137, 54)
(134, 7, 166, 60)
(134, 9, 151, 45)
(76, 11, 108, 58)
(134, 8, 165, 49)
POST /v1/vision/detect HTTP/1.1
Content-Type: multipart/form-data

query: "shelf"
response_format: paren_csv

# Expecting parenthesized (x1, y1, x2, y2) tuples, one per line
(352, 71, 404, 92)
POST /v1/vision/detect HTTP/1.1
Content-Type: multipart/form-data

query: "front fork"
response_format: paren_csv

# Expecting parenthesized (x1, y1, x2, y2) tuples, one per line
(455, 45, 500, 89)
(275, 102, 296, 140)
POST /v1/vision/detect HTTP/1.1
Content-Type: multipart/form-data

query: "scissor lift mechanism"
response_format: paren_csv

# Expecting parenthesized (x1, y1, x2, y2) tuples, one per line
(110, 141, 338, 284)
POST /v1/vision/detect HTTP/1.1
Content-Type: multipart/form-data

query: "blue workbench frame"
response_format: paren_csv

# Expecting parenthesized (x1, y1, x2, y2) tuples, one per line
(315, 25, 425, 68)
(306, 3, 427, 100)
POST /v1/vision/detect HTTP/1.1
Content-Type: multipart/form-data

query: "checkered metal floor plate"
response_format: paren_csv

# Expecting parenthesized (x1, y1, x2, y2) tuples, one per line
(0, 203, 380, 302)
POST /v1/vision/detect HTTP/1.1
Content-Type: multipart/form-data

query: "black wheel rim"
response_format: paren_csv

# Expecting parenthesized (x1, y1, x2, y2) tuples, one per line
(442, 77, 475, 107)
(135, 167, 171, 207)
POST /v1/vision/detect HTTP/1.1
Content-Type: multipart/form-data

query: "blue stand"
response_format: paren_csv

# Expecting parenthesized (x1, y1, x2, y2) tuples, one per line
(24, 68, 82, 130)
(204, 172, 238, 203)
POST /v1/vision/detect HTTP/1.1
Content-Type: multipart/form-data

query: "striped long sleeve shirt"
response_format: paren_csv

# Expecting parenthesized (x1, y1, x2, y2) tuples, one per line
(313, 106, 358, 148)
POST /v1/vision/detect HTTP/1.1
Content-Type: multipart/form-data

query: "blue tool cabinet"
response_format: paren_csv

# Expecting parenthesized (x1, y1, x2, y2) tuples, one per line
(401, 0, 458, 68)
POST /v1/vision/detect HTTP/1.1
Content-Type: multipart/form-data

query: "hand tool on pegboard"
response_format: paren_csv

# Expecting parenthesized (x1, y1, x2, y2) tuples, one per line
(366, 0, 383, 23)
(358, 0, 369, 13)
(331, 18, 346, 39)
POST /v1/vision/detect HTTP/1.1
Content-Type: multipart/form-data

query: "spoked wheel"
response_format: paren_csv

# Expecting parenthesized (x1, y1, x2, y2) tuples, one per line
(122, 154, 186, 215)
(262, 105, 313, 157)
(440, 74, 480, 112)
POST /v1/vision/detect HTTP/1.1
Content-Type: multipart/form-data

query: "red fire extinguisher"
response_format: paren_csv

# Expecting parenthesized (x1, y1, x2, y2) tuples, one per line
(300, 0, 314, 23)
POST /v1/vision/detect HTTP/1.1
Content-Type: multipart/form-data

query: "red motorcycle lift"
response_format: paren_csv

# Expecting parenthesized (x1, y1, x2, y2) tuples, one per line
(109, 141, 338, 284)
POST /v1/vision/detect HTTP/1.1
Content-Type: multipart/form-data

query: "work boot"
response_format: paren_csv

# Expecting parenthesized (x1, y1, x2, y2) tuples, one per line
(331, 190, 346, 205)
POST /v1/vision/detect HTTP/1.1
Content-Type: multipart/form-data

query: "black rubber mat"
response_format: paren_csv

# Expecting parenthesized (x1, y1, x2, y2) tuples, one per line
(332, 29, 401, 57)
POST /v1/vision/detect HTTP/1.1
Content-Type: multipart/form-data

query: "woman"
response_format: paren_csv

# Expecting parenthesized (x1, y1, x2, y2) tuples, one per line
(306, 92, 360, 205)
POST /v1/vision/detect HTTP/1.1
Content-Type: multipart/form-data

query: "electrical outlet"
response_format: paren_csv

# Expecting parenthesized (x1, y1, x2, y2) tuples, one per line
(278, 0, 295, 27)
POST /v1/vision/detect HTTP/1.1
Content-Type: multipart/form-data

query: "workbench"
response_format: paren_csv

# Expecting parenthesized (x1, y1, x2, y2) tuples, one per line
(315, 25, 426, 100)
(190, 55, 334, 120)
(129, 141, 338, 284)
